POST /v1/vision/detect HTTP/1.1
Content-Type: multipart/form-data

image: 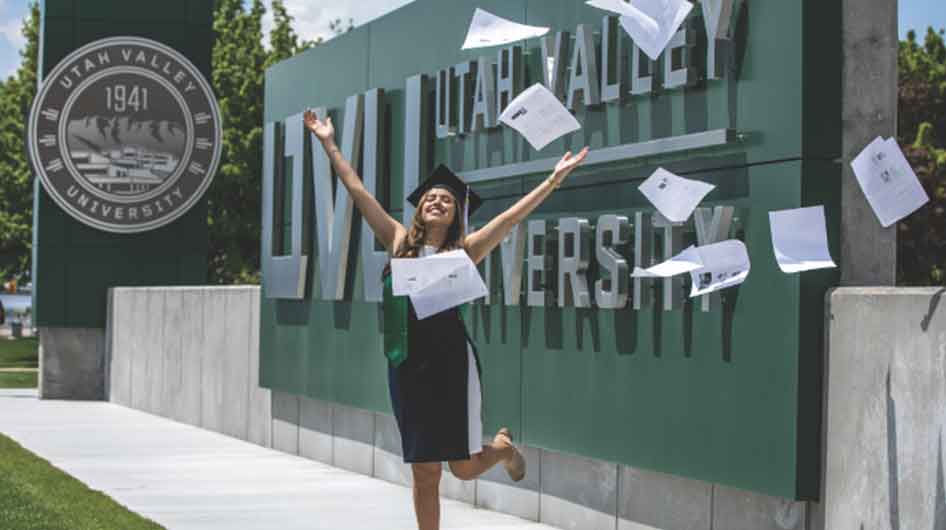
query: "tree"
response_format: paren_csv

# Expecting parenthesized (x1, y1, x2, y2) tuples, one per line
(329, 17, 355, 36)
(206, 0, 322, 284)
(267, 0, 315, 65)
(898, 27, 946, 285)
(0, 2, 39, 284)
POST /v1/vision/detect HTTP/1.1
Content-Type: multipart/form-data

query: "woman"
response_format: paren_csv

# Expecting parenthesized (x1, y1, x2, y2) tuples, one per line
(304, 109, 588, 530)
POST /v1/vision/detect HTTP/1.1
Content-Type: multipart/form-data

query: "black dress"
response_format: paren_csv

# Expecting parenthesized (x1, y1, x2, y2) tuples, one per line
(383, 248, 484, 463)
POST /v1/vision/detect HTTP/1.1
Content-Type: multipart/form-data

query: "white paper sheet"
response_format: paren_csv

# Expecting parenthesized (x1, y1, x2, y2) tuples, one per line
(461, 8, 550, 50)
(499, 83, 582, 151)
(850, 136, 930, 227)
(631, 245, 703, 278)
(639, 167, 715, 223)
(390, 249, 469, 296)
(391, 250, 489, 319)
(688, 240, 750, 297)
(409, 259, 488, 320)
(768, 206, 837, 273)
(586, 0, 693, 61)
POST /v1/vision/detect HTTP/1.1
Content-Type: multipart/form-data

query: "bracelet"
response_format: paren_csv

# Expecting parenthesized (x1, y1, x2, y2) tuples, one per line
(547, 175, 563, 189)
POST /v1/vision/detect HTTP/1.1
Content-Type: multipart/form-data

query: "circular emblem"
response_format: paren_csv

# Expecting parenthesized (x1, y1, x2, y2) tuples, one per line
(28, 36, 221, 233)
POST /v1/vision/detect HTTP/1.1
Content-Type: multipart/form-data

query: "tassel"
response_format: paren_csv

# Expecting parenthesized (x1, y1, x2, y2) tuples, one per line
(464, 186, 470, 235)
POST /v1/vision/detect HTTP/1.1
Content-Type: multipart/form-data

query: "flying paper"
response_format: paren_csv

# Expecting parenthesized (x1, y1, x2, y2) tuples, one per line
(768, 206, 837, 273)
(461, 8, 550, 50)
(850, 136, 930, 227)
(688, 240, 750, 297)
(639, 167, 715, 223)
(391, 250, 488, 319)
(632, 245, 703, 278)
(586, 0, 693, 61)
(499, 83, 581, 151)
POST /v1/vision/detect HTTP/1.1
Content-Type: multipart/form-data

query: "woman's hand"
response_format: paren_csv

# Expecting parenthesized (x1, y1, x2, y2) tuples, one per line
(303, 108, 335, 144)
(551, 146, 590, 184)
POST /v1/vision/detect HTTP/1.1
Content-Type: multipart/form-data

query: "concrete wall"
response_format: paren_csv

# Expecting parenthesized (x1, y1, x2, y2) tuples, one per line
(39, 327, 106, 400)
(107, 286, 810, 530)
(272, 388, 810, 530)
(106, 286, 270, 447)
(819, 288, 946, 530)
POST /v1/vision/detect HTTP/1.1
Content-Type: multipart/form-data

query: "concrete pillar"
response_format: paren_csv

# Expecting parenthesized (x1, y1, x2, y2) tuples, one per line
(39, 327, 106, 400)
(840, 0, 898, 286)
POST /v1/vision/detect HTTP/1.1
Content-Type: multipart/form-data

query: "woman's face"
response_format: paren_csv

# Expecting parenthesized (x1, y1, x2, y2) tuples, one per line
(420, 187, 457, 228)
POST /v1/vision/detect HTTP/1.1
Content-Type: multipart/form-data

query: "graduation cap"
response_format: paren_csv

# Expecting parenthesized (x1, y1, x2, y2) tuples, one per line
(407, 164, 483, 232)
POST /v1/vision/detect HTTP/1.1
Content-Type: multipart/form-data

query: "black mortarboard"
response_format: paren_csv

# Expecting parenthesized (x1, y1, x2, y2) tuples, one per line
(406, 164, 483, 216)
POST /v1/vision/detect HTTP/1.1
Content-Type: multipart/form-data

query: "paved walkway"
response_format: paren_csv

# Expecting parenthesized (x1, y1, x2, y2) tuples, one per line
(0, 389, 557, 530)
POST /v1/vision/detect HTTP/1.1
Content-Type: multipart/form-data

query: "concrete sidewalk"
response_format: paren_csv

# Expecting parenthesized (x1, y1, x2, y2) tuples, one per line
(0, 389, 557, 530)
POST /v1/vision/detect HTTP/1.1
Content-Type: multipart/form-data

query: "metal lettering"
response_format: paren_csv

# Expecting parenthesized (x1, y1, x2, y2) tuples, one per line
(653, 212, 684, 311)
(452, 61, 477, 134)
(527, 220, 553, 307)
(403, 74, 430, 223)
(701, 0, 738, 79)
(630, 42, 655, 95)
(632, 212, 653, 310)
(600, 16, 626, 104)
(540, 31, 570, 101)
(595, 215, 630, 309)
(261, 118, 308, 299)
(664, 22, 698, 89)
(496, 46, 523, 117)
(311, 96, 363, 301)
(471, 57, 497, 131)
(558, 217, 592, 307)
(435, 67, 455, 138)
(567, 25, 602, 110)
(361, 89, 387, 302)
(499, 223, 526, 305)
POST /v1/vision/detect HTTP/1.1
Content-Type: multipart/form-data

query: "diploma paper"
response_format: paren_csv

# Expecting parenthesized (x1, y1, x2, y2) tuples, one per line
(461, 8, 550, 50)
(391, 250, 489, 320)
(391, 250, 469, 296)
(639, 167, 715, 223)
(850, 136, 930, 227)
(631, 245, 703, 278)
(587, 0, 693, 61)
(768, 206, 837, 273)
(409, 261, 489, 320)
(499, 83, 582, 151)
(688, 240, 750, 297)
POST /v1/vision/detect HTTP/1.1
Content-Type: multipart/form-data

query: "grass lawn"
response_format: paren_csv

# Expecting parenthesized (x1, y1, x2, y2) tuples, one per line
(0, 337, 38, 368)
(0, 371, 37, 388)
(0, 433, 165, 529)
(0, 337, 38, 389)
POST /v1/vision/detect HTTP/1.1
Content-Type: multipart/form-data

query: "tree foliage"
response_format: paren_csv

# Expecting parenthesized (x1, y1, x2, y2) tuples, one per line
(207, 0, 319, 284)
(207, 0, 269, 284)
(0, 2, 38, 283)
(898, 27, 946, 285)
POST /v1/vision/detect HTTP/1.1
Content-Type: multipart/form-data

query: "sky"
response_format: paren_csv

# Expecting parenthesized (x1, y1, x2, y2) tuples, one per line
(0, 0, 942, 79)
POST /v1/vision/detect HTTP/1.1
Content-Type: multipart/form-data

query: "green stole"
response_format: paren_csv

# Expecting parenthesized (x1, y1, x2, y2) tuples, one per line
(382, 274, 409, 367)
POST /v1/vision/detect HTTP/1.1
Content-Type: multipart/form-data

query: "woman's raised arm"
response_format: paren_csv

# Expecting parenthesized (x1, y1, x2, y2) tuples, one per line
(304, 109, 406, 253)
(464, 147, 589, 264)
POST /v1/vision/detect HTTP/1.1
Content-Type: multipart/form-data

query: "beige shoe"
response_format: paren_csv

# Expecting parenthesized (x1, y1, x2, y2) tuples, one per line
(496, 427, 526, 482)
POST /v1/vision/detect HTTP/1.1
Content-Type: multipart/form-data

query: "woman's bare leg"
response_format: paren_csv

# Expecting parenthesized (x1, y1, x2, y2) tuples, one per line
(411, 462, 442, 530)
(446, 430, 515, 481)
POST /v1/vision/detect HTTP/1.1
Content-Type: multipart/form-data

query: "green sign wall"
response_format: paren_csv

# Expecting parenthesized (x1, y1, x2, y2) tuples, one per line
(33, 0, 214, 328)
(260, 0, 840, 500)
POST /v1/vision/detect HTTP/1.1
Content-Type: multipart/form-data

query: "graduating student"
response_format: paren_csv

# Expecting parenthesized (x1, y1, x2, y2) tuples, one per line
(304, 109, 588, 530)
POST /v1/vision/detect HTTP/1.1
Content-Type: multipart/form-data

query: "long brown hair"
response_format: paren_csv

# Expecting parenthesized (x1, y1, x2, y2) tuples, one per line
(383, 187, 466, 276)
